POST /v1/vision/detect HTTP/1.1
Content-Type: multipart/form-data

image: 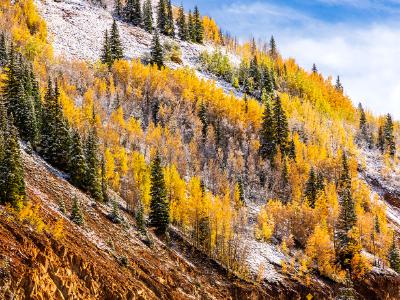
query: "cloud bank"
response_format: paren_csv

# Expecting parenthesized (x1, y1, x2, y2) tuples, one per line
(207, 1, 400, 119)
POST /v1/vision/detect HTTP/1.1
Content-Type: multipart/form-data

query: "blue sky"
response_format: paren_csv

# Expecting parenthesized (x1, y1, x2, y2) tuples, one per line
(179, 0, 400, 119)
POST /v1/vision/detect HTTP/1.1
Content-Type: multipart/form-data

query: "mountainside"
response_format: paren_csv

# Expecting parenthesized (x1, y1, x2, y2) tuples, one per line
(0, 0, 400, 299)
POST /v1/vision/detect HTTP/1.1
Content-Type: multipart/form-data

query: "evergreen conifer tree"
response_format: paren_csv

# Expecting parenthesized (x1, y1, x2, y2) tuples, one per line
(110, 199, 122, 224)
(157, 0, 167, 34)
(358, 103, 368, 140)
(149, 153, 169, 234)
(388, 235, 400, 273)
(312, 63, 318, 74)
(335, 76, 343, 92)
(336, 153, 358, 270)
(177, 4, 187, 40)
(269, 36, 277, 59)
(71, 196, 84, 226)
(187, 10, 195, 42)
(305, 168, 318, 208)
(377, 125, 385, 153)
(142, 0, 153, 33)
(40, 80, 71, 171)
(85, 126, 103, 201)
(259, 99, 276, 162)
(165, 0, 175, 37)
(384, 113, 396, 156)
(150, 30, 164, 69)
(193, 6, 203, 43)
(273, 96, 289, 155)
(69, 130, 87, 189)
(0, 115, 25, 208)
(110, 20, 124, 61)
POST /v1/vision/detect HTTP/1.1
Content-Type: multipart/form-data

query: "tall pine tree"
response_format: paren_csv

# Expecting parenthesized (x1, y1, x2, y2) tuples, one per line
(142, 0, 153, 33)
(149, 153, 169, 234)
(336, 153, 358, 270)
(69, 129, 87, 189)
(193, 6, 203, 44)
(157, 0, 167, 35)
(383, 113, 396, 157)
(0, 32, 7, 67)
(85, 125, 103, 202)
(110, 20, 124, 62)
(101, 29, 112, 67)
(176, 4, 187, 41)
(0, 115, 25, 208)
(259, 99, 276, 162)
(150, 30, 164, 69)
(273, 96, 289, 155)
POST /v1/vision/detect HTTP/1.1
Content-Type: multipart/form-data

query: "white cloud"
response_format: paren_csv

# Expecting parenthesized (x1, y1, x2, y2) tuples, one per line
(211, 2, 400, 119)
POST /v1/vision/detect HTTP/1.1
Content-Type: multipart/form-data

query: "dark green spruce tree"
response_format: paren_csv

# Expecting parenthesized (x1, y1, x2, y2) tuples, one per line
(312, 63, 318, 74)
(176, 4, 187, 41)
(40, 80, 71, 171)
(165, 0, 174, 37)
(187, 10, 195, 42)
(71, 195, 84, 226)
(69, 129, 87, 189)
(149, 153, 169, 234)
(335, 75, 343, 92)
(383, 113, 396, 157)
(101, 155, 109, 202)
(335, 153, 358, 270)
(150, 30, 164, 69)
(157, 0, 167, 35)
(85, 125, 103, 202)
(142, 0, 153, 33)
(0, 114, 26, 208)
(273, 96, 289, 155)
(269, 36, 278, 59)
(193, 6, 203, 43)
(259, 99, 276, 162)
(110, 20, 124, 62)
(388, 235, 400, 273)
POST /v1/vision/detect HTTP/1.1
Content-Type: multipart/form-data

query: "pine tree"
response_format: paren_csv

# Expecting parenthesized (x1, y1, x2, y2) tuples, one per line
(388, 235, 400, 273)
(149, 153, 169, 234)
(0, 116, 25, 208)
(0, 32, 7, 67)
(165, 0, 174, 37)
(335, 76, 343, 92)
(259, 99, 276, 162)
(383, 114, 396, 157)
(142, 0, 153, 33)
(269, 36, 277, 59)
(358, 103, 368, 140)
(110, 20, 124, 61)
(71, 196, 84, 226)
(101, 30, 112, 66)
(110, 199, 122, 224)
(40, 80, 71, 171)
(187, 10, 195, 42)
(135, 200, 146, 233)
(157, 0, 167, 35)
(193, 6, 203, 43)
(305, 168, 318, 208)
(2, 48, 38, 146)
(85, 126, 103, 201)
(69, 130, 87, 189)
(273, 96, 289, 155)
(150, 30, 164, 69)
(177, 4, 187, 40)
(336, 153, 358, 270)
(312, 63, 318, 74)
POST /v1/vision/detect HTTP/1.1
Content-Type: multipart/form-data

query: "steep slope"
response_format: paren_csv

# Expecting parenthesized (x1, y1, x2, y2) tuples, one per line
(0, 148, 269, 299)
